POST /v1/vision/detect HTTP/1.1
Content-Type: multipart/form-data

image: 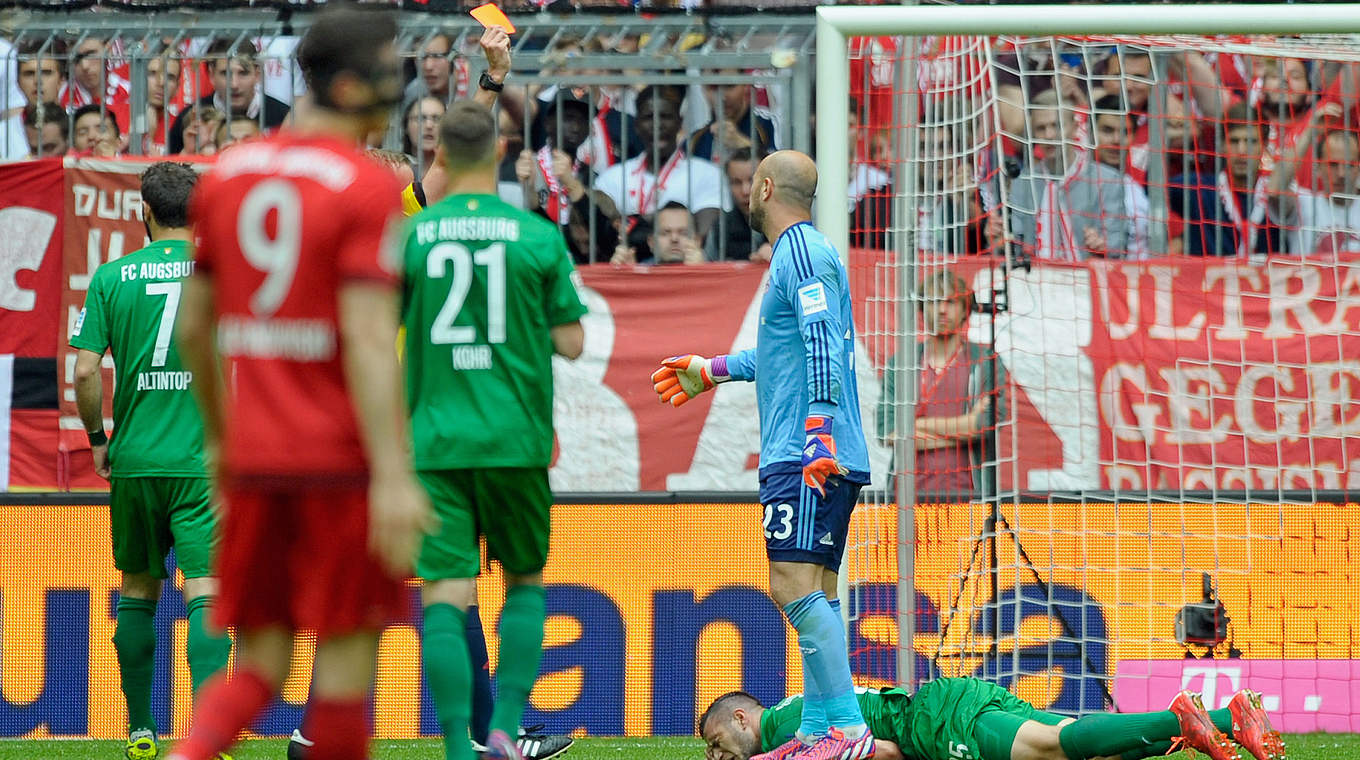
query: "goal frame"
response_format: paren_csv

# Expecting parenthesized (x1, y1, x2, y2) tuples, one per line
(814, 2, 1360, 692)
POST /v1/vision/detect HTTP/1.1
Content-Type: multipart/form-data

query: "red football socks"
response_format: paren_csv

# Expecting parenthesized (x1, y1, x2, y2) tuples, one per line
(303, 698, 370, 760)
(169, 668, 272, 760)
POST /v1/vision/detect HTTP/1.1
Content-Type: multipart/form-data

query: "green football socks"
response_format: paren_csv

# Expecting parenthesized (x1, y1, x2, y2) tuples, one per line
(1058, 710, 1182, 759)
(490, 585, 546, 738)
(1057, 705, 1239, 760)
(184, 595, 232, 695)
(1207, 707, 1233, 736)
(423, 603, 474, 760)
(113, 596, 158, 735)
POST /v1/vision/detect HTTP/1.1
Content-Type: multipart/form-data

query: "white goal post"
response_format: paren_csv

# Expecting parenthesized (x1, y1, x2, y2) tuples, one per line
(816, 2, 1360, 702)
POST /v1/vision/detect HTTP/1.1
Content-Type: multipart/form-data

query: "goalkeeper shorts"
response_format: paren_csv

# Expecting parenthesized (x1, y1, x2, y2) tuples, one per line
(758, 463, 862, 570)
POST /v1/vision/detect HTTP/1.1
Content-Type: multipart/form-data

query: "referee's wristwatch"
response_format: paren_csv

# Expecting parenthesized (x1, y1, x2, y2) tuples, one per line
(479, 71, 505, 93)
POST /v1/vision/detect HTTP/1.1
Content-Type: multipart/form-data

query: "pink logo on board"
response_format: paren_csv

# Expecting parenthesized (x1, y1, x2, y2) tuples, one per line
(1112, 660, 1360, 733)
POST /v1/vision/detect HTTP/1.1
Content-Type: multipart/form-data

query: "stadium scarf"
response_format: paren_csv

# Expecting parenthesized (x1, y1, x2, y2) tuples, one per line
(1035, 151, 1086, 261)
(633, 147, 684, 217)
(537, 145, 580, 225)
(454, 57, 470, 100)
(576, 93, 618, 170)
(1216, 170, 1271, 258)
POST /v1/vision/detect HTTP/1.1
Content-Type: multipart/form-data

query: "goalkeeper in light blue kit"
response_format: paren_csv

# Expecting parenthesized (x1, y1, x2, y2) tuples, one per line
(652, 150, 873, 760)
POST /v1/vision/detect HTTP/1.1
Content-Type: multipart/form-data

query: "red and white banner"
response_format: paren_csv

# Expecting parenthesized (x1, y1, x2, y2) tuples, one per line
(2, 157, 1357, 492)
(0, 158, 63, 491)
(847, 254, 1360, 493)
(59, 158, 157, 490)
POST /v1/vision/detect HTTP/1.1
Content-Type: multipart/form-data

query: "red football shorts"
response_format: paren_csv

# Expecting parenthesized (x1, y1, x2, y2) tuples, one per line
(214, 481, 411, 638)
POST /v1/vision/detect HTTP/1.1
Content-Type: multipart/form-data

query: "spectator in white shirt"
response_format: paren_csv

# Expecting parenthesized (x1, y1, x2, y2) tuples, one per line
(594, 84, 723, 245)
(0, 37, 28, 160)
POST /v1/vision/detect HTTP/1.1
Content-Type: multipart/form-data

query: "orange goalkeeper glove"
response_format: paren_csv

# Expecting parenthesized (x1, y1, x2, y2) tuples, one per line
(651, 354, 731, 408)
(803, 415, 849, 496)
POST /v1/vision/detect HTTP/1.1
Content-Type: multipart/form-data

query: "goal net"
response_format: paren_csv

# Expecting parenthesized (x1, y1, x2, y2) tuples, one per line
(825, 6, 1360, 728)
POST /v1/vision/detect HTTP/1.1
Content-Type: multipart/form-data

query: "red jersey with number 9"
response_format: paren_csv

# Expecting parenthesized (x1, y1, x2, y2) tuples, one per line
(190, 133, 403, 479)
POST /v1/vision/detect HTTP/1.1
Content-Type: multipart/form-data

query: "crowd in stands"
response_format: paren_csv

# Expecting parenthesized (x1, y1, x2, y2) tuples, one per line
(5, 30, 1360, 262)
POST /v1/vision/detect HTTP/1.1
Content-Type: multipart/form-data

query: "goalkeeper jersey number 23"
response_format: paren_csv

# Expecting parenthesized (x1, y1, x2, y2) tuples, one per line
(401, 193, 587, 471)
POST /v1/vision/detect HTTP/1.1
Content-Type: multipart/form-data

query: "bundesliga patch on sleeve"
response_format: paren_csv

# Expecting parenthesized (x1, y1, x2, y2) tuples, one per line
(73, 308, 86, 336)
(798, 282, 828, 317)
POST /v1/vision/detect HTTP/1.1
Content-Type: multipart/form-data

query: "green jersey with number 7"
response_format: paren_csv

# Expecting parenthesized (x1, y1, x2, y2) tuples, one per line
(70, 239, 207, 477)
(400, 192, 587, 469)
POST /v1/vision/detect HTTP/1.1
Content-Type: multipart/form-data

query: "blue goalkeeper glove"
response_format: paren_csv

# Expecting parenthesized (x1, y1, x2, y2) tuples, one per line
(651, 354, 731, 407)
(803, 415, 849, 496)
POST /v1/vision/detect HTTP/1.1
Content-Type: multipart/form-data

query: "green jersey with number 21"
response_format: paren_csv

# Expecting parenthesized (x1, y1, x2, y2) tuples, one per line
(401, 193, 586, 470)
(69, 240, 207, 477)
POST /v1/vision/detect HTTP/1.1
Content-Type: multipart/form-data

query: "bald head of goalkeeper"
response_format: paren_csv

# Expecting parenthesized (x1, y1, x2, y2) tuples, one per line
(749, 149, 818, 243)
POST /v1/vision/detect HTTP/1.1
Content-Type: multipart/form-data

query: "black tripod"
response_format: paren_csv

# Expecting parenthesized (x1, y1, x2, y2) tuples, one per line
(926, 255, 1113, 709)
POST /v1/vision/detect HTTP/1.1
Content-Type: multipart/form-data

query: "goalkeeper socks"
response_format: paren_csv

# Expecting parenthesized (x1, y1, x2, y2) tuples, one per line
(792, 597, 842, 741)
(783, 591, 865, 737)
(466, 604, 494, 746)
(422, 603, 475, 760)
(185, 596, 232, 696)
(303, 698, 369, 760)
(490, 585, 546, 738)
(171, 668, 272, 760)
(113, 596, 158, 735)
(1058, 710, 1182, 760)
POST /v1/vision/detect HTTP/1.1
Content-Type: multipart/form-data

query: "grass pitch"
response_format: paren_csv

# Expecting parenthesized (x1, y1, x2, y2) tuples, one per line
(2, 734, 1357, 759)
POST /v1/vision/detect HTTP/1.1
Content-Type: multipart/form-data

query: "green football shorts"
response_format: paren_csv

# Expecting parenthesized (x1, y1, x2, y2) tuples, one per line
(109, 476, 218, 579)
(416, 468, 551, 580)
(904, 678, 1067, 760)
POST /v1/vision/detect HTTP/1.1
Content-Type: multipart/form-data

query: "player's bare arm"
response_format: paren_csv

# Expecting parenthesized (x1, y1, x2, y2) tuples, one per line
(551, 321, 585, 359)
(73, 348, 110, 479)
(338, 281, 435, 577)
(177, 274, 224, 458)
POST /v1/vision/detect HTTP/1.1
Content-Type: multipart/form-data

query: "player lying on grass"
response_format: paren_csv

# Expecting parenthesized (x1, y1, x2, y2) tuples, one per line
(699, 678, 1286, 760)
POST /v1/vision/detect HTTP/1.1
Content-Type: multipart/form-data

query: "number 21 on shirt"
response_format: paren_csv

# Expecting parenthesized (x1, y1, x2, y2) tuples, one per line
(427, 241, 506, 345)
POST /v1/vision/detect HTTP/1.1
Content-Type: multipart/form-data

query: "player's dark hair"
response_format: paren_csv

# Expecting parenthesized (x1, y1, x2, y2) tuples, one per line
(296, 3, 401, 112)
(440, 100, 498, 169)
(698, 691, 761, 736)
(73, 103, 120, 138)
(140, 162, 199, 230)
(23, 101, 67, 135)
